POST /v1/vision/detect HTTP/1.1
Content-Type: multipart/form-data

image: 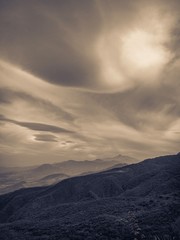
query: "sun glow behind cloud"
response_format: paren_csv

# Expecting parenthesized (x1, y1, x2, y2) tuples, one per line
(0, 0, 179, 166)
(96, 8, 174, 92)
(121, 29, 171, 71)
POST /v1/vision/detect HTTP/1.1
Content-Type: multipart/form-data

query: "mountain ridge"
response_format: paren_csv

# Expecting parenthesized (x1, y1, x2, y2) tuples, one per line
(0, 154, 132, 195)
(0, 153, 179, 239)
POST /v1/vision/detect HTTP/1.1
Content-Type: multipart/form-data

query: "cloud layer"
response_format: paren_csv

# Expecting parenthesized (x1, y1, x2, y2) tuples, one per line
(0, 115, 74, 133)
(0, 0, 179, 166)
(0, 0, 179, 93)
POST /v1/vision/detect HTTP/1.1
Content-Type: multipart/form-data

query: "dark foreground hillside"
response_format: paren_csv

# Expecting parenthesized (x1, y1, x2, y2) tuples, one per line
(0, 153, 180, 240)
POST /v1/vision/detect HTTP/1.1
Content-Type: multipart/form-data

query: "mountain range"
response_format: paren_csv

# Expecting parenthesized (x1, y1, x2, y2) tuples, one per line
(0, 153, 179, 239)
(0, 154, 134, 195)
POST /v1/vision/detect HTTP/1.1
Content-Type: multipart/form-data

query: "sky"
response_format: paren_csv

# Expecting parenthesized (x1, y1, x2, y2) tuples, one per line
(0, 0, 180, 167)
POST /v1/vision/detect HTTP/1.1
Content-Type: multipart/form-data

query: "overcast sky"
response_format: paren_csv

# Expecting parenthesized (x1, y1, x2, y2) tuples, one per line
(0, 0, 179, 167)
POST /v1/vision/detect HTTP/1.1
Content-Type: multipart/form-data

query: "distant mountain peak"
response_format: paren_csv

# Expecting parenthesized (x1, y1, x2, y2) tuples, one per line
(35, 163, 54, 171)
(94, 159, 103, 163)
(115, 154, 123, 157)
(103, 153, 137, 163)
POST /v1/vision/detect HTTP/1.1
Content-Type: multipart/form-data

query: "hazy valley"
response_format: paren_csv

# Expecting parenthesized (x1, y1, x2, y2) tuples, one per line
(0, 154, 134, 195)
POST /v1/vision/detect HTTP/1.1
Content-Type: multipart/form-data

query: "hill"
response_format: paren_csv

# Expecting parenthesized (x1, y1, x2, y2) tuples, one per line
(0, 153, 179, 239)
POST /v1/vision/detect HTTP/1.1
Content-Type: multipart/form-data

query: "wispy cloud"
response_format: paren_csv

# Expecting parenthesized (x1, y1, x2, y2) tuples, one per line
(0, 115, 74, 134)
(0, 0, 179, 166)
(33, 134, 59, 142)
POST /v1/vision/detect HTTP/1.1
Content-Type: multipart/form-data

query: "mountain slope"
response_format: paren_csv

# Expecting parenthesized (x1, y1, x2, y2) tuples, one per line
(0, 153, 179, 239)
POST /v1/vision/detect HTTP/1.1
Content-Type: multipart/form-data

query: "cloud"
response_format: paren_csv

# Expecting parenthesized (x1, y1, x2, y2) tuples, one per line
(0, 0, 179, 167)
(0, 88, 75, 121)
(0, 0, 179, 92)
(0, 0, 100, 91)
(91, 81, 180, 132)
(0, 115, 74, 134)
(33, 134, 58, 142)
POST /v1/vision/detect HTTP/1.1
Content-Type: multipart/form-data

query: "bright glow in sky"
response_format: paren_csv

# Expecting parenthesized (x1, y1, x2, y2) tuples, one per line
(121, 30, 169, 69)
(0, 0, 179, 166)
(96, 15, 173, 90)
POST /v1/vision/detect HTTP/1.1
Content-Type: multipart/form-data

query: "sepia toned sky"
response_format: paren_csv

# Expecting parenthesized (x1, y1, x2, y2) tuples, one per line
(0, 0, 180, 166)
